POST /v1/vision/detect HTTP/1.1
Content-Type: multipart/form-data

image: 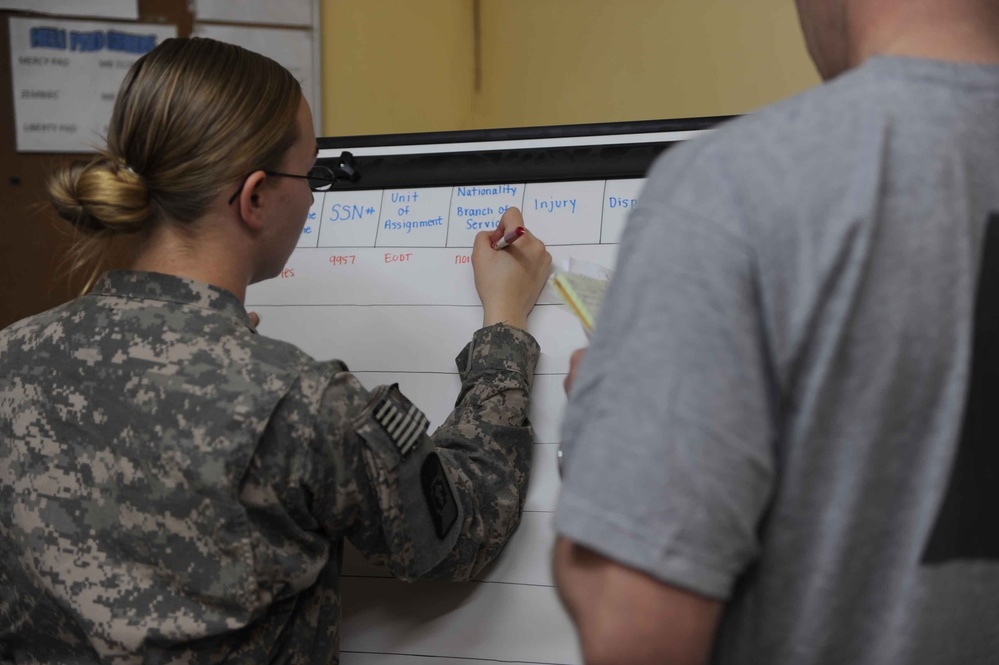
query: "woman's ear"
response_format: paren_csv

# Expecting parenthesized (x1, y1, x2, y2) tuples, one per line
(236, 170, 268, 231)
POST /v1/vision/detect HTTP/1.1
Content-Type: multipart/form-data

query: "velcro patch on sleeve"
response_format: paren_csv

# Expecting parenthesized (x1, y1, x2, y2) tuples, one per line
(421, 453, 458, 538)
(373, 398, 429, 458)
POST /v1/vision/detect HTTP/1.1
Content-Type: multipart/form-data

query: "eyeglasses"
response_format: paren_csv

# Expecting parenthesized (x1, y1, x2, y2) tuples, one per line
(227, 164, 336, 205)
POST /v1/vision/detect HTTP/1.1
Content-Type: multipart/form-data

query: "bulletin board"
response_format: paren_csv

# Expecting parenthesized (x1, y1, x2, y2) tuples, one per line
(0, 1, 192, 330)
(0, 0, 321, 329)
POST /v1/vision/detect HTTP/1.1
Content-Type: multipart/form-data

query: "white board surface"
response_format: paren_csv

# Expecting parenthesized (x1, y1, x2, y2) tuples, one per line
(245, 130, 680, 664)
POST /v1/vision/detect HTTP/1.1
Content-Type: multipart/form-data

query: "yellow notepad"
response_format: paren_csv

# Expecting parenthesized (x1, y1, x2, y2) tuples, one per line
(551, 270, 609, 336)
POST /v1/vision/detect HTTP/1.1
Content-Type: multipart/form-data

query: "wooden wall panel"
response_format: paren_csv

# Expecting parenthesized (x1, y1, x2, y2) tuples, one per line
(0, 1, 192, 330)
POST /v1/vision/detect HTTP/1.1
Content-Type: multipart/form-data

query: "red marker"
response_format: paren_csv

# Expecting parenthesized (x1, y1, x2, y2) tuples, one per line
(492, 226, 525, 250)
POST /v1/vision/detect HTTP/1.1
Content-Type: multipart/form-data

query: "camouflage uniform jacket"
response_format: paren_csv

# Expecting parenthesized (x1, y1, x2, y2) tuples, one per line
(0, 270, 540, 664)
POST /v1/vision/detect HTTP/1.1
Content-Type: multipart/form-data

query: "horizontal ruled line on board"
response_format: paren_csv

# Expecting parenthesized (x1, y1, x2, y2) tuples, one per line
(348, 369, 569, 377)
(245, 303, 565, 309)
(249, 303, 484, 308)
(343, 574, 555, 590)
(341, 650, 572, 665)
(340, 649, 573, 665)
(293, 242, 617, 249)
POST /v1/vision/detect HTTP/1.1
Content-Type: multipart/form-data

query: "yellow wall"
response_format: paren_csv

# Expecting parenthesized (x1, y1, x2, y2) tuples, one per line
(321, 0, 819, 136)
(321, 0, 476, 135)
(475, 0, 819, 128)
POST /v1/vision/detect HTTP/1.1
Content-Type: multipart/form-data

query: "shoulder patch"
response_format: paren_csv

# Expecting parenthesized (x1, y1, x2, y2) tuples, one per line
(373, 397, 429, 458)
(421, 453, 458, 538)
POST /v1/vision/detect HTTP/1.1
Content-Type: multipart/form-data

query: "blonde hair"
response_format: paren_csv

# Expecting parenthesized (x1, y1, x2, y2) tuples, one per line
(48, 37, 302, 289)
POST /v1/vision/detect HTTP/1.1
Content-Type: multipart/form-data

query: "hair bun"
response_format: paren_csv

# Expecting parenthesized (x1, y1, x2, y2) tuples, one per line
(48, 156, 152, 233)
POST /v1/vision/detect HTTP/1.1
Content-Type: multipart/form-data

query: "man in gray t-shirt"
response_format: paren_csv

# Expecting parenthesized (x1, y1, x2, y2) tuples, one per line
(552, 1, 999, 664)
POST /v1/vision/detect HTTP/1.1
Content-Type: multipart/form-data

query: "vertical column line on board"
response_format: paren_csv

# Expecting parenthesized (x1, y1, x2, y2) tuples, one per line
(308, 192, 322, 249)
(319, 191, 330, 248)
(598, 179, 608, 244)
(372, 189, 385, 248)
(446, 184, 457, 248)
(314, 192, 323, 247)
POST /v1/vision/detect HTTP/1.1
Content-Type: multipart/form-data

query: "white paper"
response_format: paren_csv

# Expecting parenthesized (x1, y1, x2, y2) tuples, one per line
(9, 17, 176, 152)
(192, 23, 320, 133)
(0, 0, 138, 20)
(246, 177, 640, 665)
(194, 0, 312, 27)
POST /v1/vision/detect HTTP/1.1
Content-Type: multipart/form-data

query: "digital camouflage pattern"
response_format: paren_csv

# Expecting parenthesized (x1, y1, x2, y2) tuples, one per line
(0, 270, 539, 664)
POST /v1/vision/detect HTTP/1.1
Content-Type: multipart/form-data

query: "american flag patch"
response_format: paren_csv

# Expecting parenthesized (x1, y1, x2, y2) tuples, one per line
(373, 399, 429, 457)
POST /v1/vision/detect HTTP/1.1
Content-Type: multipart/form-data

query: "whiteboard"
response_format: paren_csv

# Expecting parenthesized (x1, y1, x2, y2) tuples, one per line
(245, 119, 720, 665)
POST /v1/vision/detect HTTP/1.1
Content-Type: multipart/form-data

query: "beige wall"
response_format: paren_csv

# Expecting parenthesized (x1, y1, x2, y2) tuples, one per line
(321, 0, 475, 135)
(321, 0, 819, 136)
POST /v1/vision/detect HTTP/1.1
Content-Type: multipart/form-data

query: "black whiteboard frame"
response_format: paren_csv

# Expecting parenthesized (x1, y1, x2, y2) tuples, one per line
(316, 116, 732, 191)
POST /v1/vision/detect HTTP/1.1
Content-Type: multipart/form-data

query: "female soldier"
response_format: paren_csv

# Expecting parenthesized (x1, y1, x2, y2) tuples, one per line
(0, 37, 551, 662)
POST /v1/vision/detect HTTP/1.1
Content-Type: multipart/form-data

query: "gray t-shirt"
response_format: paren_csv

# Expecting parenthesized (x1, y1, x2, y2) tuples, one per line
(554, 56, 999, 664)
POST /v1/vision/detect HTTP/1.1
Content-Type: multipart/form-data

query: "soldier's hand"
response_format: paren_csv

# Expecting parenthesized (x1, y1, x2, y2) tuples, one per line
(472, 207, 552, 331)
(248, 311, 260, 329)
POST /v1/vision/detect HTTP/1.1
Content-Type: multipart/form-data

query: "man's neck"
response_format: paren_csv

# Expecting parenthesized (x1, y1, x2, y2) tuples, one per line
(853, 1, 999, 67)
